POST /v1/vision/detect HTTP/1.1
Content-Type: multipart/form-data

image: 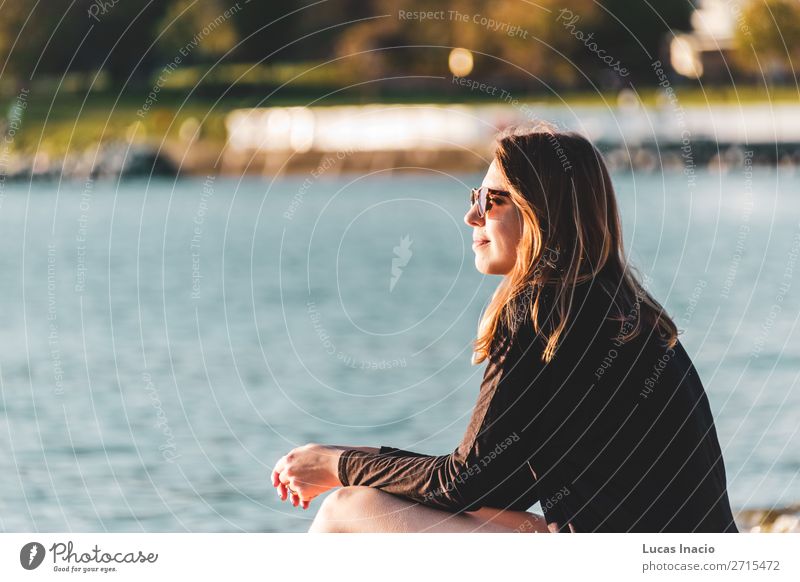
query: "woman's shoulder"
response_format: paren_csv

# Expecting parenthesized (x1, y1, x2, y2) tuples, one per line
(502, 278, 600, 331)
(498, 275, 631, 347)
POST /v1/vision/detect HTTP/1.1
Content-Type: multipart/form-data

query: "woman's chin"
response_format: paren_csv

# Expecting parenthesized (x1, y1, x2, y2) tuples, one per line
(474, 257, 508, 276)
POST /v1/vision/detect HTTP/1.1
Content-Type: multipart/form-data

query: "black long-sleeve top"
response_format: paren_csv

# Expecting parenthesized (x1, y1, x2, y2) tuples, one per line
(337, 279, 739, 532)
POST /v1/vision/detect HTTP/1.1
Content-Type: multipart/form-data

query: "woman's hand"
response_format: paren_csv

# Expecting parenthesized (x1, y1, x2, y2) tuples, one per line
(271, 443, 343, 509)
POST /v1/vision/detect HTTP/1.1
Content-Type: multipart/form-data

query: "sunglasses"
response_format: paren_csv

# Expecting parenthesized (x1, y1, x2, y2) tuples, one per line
(470, 187, 511, 217)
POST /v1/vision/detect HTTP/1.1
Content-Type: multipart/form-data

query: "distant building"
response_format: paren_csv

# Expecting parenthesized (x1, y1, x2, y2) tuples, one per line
(670, 0, 743, 80)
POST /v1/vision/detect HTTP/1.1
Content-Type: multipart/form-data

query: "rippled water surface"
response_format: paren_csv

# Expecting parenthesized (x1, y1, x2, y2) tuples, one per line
(1, 169, 798, 532)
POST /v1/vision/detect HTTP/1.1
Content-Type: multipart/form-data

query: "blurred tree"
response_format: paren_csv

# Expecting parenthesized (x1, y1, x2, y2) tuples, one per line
(0, 1, 364, 90)
(0, 1, 170, 87)
(332, 0, 587, 89)
(0, 2, 81, 82)
(589, 0, 693, 80)
(225, 0, 399, 78)
(227, 1, 307, 62)
(0, 0, 698, 94)
(332, 0, 692, 91)
(733, 0, 800, 77)
(155, 0, 239, 63)
(82, 1, 172, 85)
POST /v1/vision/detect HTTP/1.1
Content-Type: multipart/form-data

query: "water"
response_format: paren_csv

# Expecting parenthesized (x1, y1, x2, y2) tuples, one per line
(0, 168, 798, 532)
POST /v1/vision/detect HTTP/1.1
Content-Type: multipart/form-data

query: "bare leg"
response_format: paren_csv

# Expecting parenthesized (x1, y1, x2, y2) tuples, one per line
(308, 486, 550, 533)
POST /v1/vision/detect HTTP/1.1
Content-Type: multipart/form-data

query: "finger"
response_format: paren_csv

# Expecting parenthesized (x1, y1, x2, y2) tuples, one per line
(279, 467, 290, 487)
(302, 499, 310, 510)
(290, 491, 300, 507)
(277, 482, 288, 501)
(271, 457, 286, 487)
(279, 468, 294, 502)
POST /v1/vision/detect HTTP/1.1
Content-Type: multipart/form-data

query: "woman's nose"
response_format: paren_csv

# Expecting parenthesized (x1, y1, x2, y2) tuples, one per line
(464, 201, 484, 227)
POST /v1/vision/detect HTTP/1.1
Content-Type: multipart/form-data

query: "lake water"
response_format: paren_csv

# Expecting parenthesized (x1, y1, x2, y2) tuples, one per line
(0, 168, 798, 532)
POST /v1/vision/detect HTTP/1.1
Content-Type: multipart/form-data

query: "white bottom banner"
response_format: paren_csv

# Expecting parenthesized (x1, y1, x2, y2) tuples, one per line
(1, 533, 797, 581)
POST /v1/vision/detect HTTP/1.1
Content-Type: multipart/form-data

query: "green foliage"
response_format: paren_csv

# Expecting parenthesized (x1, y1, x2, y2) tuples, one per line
(333, 0, 692, 88)
(154, 0, 239, 62)
(0, 0, 790, 101)
(0, 1, 171, 85)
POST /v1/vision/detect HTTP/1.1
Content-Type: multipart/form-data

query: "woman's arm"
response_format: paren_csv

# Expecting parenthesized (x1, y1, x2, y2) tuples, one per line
(271, 444, 427, 508)
(330, 445, 380, 454)
(329, 445, 435, 459)
(337, 322, 550, 513)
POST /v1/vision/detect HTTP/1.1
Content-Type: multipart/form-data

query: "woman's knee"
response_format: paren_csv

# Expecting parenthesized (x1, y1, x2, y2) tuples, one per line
(324, 486, 377, 514)
(308, 486, 376, 533)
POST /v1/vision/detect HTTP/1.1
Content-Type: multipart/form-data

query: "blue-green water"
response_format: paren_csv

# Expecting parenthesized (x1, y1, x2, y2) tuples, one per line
(0, 169, 798, 532)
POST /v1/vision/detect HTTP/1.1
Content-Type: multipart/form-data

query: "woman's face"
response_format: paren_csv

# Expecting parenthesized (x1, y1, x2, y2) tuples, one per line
(464, 159, 523, 275)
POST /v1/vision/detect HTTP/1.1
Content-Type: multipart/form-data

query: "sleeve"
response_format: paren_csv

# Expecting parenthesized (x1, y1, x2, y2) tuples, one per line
(377, 446, 433, 457)
(337, 320, 549, 512)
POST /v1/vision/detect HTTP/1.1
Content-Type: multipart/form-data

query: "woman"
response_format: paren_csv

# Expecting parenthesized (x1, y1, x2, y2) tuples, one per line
(271, 123, 739, 533)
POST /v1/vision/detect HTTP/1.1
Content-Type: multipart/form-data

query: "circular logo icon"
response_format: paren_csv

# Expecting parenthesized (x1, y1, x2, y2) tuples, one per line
(20, 542, 46, 570)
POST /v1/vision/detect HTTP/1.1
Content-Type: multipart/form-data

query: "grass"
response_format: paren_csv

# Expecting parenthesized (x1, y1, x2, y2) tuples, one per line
(4, 83, 798, 157)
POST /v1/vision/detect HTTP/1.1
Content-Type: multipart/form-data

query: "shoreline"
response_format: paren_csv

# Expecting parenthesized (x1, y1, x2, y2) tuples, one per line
(2, 138, 796, 183)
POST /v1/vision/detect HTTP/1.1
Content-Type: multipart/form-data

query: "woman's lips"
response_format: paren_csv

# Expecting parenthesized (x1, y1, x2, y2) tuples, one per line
(472, 239, 490, 249)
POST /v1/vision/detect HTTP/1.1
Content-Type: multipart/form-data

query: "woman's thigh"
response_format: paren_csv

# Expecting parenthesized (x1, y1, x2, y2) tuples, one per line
(310, 486, 549, 533)
(468, 506, 550, 533)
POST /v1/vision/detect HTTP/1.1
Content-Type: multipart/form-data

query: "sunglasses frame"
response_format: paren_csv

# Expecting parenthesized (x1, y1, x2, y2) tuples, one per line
(470, 187, 511, 217)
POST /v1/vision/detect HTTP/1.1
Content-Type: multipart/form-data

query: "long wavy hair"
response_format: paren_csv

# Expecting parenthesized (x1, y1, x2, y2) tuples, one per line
(472, 122, 679, 365)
